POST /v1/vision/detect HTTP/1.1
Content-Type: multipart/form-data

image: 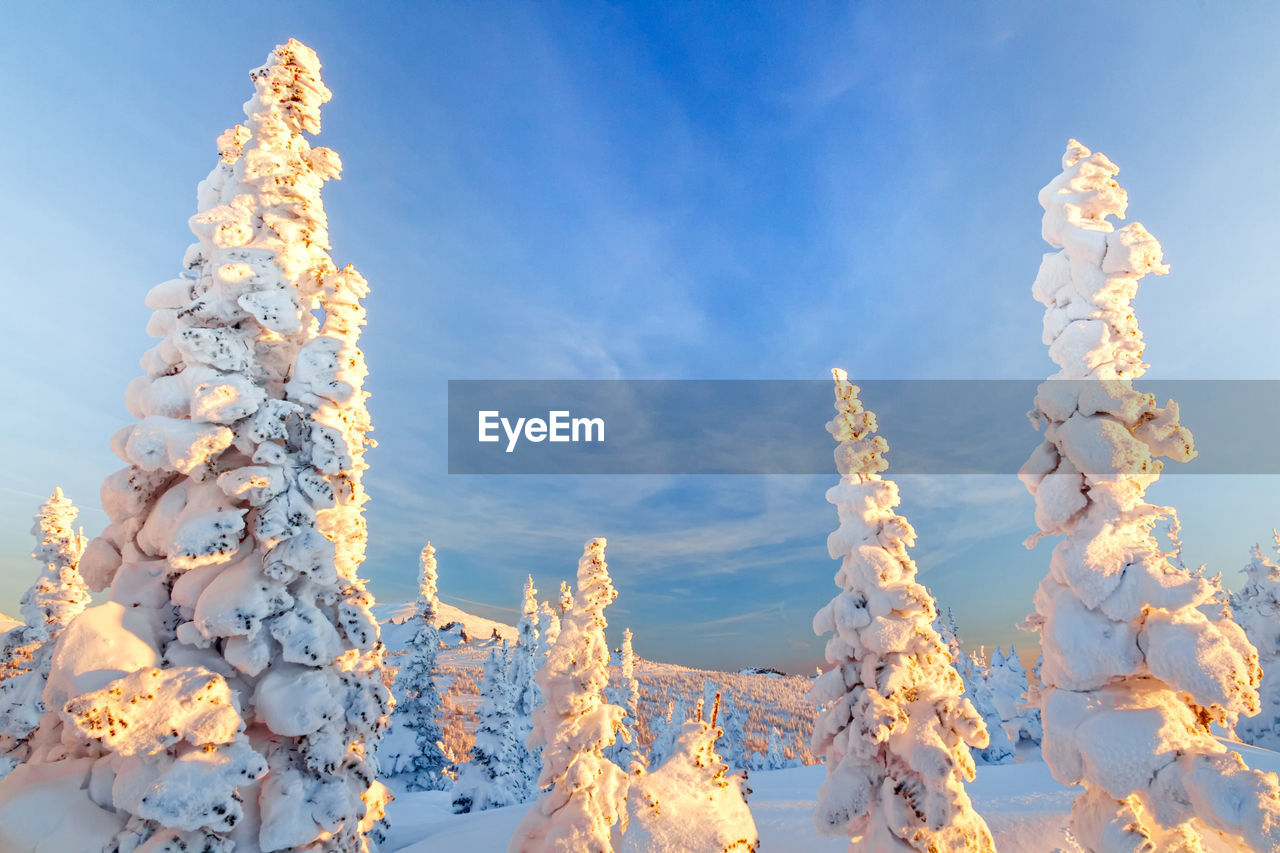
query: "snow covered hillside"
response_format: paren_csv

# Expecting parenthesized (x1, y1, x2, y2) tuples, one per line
(374, 603, 816, 772)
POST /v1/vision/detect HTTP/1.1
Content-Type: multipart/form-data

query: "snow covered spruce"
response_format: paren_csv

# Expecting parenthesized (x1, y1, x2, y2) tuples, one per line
(453, 644, 527, 813)
(1232, 535, 1280, 749)
(809, 369, 994, 852)
(622, 696, 759, 853)
(513, 575, 546, 792)
(605, 627, 643, 773)
(0, 489, 90, 771)
(0, 40, 393, 852)
(510, 538, 630, 852)
(1020, 139, 1280, 851)
(389, 542, 451, 790)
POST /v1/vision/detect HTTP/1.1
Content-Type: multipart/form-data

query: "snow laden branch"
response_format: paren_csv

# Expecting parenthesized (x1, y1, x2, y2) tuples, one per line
(1021, 139, 1280, 851)
(510, 538, 629, 853)
(0, 39, 391, 853)
(809, 369, 994, 852)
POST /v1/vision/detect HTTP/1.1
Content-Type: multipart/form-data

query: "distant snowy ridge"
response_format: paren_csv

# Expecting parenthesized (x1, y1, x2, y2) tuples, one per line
(374, 600, 517, 643)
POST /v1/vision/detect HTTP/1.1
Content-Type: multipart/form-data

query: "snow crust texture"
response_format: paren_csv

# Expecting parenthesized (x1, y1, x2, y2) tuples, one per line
(1022, 140, 1280, 852)
(0, 39, 391, 853)
(809, 370, 995, 853)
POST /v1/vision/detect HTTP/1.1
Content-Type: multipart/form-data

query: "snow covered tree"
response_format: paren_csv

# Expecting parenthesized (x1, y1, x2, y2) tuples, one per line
(1020, 139, 1280, 851)
(809, 368, 994, 852)
(510, 539, 629, 853)
(605, 627, 642, 772)
(702, 682, 747, 770)
(648, 698, 688, 770)
(957, 653, 1015, 766)
(538, 599, 561, 667)
(933, 607, 962, 665)
(986, 647, 1041, 747)
(622, 696, 759, 852)
(453, 644, 526, 812)
(0, 40, 392, 852)
(391, 542, 450, 790)
(0, 489, 91, 769)
(1232, 536, 1280, 748)
(512, 575, 543, 795)
(559, 580, 575, 617)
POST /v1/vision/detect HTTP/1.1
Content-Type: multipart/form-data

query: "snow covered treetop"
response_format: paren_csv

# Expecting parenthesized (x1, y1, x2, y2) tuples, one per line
(420, 542, 438, 606)
(1032, 140, 1170, 381)
(245, 38, 332, 136)
(826, 368, 888, 483)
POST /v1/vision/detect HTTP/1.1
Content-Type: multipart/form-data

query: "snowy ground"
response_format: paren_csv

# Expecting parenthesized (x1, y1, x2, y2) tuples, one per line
(382, 762, 1079, 851)
(384, 746, 1280, 852)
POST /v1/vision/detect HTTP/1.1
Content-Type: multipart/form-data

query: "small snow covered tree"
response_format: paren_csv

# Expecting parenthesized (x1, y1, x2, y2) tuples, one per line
(957, 653, 1015, 766)
(1020, 140, 1280, 850)
(559, 580, 574, 617)
(622, 696, 759, 852)
(0, 489, 90, 768)
(765, 728, 801, 771)
(605, 627, 642, 772)
(453, 644, 526, 812)
(1233, 537, 1280, 748)
(933, 607, 962, 665)
(538, 599, 560, 667)
(986, 647, 1041, 747)
(512, 575, 543, 795)
(809, 369, 994, 852)
(509, 539, 629, 853)
(702, 682, 747, 770)
(648, 698, 688, 769)
(391, 542, 450, 790)
(0, 41, 392, 852)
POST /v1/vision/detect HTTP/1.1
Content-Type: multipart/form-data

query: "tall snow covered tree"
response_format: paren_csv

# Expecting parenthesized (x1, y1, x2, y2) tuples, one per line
(1232, 536, 1280, 749)
(605, 627, 641, 772)
(510, 539, 629, 853)
(512, 575, 543, 796)
(623, 696, 759, 852)
(1020, 139, 1280, 851)
(809, 369, 994, 852)
(0, 489, 90, 769)
(391, 542, 450, 790)
(0, 40, 392, 853)
(453, 644, 526, 813)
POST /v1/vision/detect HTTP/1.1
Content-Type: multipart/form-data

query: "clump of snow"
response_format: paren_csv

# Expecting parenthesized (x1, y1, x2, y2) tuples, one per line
(809, 369, 994, 852)
(1021, 140, 1280, 850)
(622, 697, 759, 852)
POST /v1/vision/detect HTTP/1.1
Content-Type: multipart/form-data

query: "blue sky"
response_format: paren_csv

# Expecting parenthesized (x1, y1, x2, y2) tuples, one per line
(2, 2, 1279, 671)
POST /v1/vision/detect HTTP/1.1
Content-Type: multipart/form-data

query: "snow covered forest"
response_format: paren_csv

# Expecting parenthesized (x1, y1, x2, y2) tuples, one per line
(4, 21, 1280, 853)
